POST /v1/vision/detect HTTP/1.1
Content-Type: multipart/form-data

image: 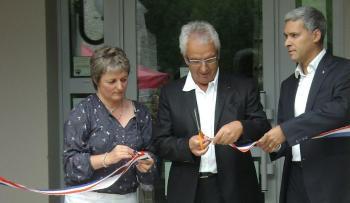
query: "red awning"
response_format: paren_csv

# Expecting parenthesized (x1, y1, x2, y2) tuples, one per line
(137, 65, 169, 89)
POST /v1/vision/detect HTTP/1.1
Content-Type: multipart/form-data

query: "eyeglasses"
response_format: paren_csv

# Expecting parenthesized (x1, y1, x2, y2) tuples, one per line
(186, 56, 218, 67)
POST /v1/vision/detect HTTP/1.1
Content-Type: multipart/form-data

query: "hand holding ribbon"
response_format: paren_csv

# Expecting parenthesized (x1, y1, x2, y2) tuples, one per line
(212, 121, 243, 145)
(136, 155, 154, 173)
(256, 125, 286, 153)
(205, 124, 350, 153)
(256, 125, 350, 153)
(0, 151, 151, 196)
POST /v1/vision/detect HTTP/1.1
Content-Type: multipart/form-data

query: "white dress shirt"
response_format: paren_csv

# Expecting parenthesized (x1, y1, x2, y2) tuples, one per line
(292, 49, 326, 161)
(182, 69, 219, 173)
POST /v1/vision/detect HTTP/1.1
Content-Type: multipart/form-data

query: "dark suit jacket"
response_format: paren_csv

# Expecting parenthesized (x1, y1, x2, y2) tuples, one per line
(271, 52, 350, 203)
(154, 72, 271, 203)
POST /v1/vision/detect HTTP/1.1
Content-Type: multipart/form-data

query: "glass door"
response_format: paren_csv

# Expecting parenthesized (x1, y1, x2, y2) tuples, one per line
(61, 0, 107, 122)
(61, 0, 129, 119)
(59, 1, 138, 202)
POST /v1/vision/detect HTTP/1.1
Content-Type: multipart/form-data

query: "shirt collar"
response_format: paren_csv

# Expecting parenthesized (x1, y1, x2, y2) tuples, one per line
(294, 49, 326, 78)
(183, 68, 219, 92)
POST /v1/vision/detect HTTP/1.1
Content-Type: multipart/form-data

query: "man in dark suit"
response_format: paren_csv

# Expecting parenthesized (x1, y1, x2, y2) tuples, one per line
(153, 21, 271, 203)
(258, 6, 350, 203)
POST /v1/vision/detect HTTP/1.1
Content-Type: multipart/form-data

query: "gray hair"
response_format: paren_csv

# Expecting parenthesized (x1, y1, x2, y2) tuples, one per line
(90, 46, 130, 90)
(285, 6, 327, 43)
(179, 21, 221, 57)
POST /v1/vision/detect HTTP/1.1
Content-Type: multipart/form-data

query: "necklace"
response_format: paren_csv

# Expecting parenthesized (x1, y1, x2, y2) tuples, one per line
(109, 100, 124, 119)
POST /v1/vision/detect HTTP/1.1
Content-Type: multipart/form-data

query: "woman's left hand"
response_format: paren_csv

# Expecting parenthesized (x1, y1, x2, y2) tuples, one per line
(136, 157, 154, 173)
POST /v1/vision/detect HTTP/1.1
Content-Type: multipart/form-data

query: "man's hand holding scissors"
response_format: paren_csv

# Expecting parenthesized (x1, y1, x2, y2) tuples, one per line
(190, 109, 211, 156)
(189, 132, 211, 156)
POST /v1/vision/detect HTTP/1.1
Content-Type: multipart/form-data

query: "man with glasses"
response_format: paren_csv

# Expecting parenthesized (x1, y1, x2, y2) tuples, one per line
(154, 21, 270, 203)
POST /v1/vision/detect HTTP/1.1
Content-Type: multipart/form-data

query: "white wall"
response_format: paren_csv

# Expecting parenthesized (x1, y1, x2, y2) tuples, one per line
(0, 0, 49, 202)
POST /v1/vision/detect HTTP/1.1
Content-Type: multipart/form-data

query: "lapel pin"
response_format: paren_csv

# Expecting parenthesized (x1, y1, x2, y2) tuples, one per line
(322, 70, 325, 74)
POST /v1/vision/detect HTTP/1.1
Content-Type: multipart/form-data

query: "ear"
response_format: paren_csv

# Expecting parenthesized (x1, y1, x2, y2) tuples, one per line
(312, 29, 322, 43)
(92, 78, 98, 87)
(183, 56, 189, 65)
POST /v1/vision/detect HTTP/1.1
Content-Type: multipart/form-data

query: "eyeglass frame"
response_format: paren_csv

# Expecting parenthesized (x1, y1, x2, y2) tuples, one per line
(185, 56, 218, 67)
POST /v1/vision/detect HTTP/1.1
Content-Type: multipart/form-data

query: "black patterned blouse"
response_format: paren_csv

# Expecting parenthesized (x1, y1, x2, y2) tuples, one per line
(63, 94, 156, 194)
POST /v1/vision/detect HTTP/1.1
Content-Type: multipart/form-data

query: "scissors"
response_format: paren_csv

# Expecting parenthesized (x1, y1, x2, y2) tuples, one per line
(194, 109, 206, 149)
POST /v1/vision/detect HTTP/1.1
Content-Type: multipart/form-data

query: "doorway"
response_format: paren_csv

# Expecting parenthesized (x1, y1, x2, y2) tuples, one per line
(58, 0, 302, 202)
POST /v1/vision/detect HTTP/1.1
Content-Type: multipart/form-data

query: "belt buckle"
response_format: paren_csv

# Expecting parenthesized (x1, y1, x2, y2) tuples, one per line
(199, 172, 214, 179)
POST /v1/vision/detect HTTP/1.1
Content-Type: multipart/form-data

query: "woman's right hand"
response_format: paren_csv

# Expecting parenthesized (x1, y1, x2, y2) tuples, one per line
(105, 145, 135, 166)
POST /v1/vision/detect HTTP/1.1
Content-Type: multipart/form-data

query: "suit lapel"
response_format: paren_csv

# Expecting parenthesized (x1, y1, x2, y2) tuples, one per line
(214, 74, 229, 132)
(182, 88, 200, 133)
(305, 53, 333, 111)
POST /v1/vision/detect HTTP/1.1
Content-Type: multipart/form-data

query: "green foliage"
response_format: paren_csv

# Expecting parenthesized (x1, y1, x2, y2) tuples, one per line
(140, 0, 261, 78)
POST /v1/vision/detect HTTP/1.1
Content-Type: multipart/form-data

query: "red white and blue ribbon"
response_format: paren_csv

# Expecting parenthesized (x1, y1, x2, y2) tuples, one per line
(230, 142, 258, 153)
(313, 125, 350, 139)
(232, 125, 350, 153)
(0, 151, 151, 196)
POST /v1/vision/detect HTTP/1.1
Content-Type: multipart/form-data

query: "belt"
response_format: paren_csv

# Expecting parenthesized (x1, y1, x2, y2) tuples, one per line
(291, 161, 302, 168)
(199, 172, 217, 179)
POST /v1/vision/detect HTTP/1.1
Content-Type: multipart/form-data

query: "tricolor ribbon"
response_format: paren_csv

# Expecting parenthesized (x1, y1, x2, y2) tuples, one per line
(0, 151, 151, 195)
(230, 142, 258, 153)
(232, 125, 350, 153)
(313, 125, 350, 139)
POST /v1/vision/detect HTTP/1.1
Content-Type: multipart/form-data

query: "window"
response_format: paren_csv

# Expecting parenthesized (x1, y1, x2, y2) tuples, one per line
(69, 0, 104, 78)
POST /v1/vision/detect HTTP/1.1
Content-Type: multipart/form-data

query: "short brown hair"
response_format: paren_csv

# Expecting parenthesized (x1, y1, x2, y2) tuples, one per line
(90, 46, 130, 90)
